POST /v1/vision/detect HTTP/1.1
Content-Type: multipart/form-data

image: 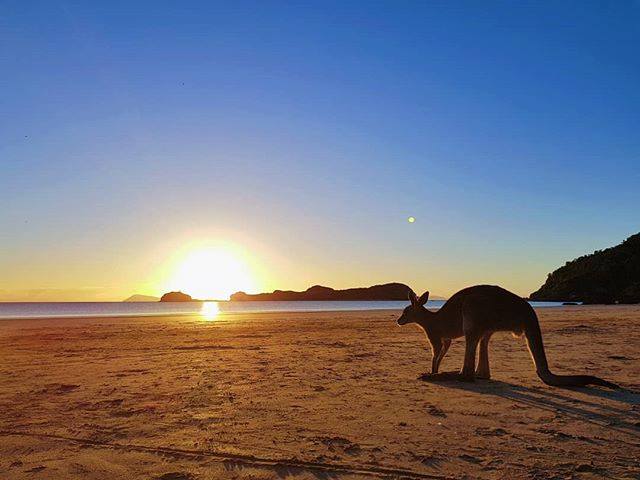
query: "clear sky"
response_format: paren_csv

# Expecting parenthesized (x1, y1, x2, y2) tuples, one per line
(2, 1, 639, 301)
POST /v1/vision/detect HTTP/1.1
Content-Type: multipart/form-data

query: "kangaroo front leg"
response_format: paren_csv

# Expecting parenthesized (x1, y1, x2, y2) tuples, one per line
(434, 338, 451, 373)
(476, 333, 492, 379)
(459, 333, 481, 381)
(430, 340, 443, 374)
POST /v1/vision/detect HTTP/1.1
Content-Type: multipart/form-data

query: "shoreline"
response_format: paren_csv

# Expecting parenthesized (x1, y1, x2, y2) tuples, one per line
(0, 302, 615, 323)
(0, 302, 635, 323)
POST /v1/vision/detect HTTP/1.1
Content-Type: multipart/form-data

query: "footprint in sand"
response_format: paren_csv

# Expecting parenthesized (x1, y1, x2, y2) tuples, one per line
(482, 459, 504, 471)
(41, 383, 80, 394)
(409, 452, 443, 468)
(608, 355, 631, 360)
(317, 436, 362, 456)
(425, 404, 447, 417)
(25, 466, 46, 473)
(157, 473, 196, 480)
(458, 454, 483, 464)
(476, 427, 508, 436)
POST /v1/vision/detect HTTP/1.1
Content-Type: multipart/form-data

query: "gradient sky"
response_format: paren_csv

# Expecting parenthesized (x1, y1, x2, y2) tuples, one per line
(2, 1, 639, 301)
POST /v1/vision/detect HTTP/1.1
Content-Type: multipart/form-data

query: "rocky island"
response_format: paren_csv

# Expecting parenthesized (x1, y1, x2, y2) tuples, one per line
(160, 291, 195, 302)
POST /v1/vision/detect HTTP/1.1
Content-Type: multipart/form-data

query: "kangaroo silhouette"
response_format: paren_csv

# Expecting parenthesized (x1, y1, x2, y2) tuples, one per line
(397, 285, 619, 389)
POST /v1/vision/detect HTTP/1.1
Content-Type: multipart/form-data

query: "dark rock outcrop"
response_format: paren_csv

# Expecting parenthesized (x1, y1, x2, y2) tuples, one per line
(530, 233, 640, 304)
(230, 283, 413, 301)
(160, 291, 194, 302)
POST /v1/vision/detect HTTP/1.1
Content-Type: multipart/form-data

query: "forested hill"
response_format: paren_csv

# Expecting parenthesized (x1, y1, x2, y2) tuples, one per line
(530, 233, 640, 304)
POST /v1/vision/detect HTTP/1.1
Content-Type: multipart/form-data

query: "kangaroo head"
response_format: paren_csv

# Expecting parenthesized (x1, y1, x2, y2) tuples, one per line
(397, 289, 430, 325)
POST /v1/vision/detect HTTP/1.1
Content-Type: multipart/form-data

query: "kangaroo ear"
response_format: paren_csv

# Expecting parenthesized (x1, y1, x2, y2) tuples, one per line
(418, 291, 430, 306)
(408, 289, 418, 306)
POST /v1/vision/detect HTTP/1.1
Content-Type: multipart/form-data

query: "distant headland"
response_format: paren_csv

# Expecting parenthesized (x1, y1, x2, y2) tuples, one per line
(229, 283, 439, 302)
(124, 294, 160, 302)
(530, 232, 640, 304)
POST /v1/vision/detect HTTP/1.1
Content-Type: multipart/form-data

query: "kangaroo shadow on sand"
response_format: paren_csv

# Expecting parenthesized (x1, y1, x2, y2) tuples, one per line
(419, 372, 640, 438)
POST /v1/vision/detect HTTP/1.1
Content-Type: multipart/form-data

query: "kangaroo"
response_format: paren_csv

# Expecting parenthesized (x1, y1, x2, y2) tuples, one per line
(397, 285, 619, 389)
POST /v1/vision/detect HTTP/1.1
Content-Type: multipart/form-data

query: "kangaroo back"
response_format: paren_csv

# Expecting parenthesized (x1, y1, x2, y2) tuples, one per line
(523, 313, 619, 389)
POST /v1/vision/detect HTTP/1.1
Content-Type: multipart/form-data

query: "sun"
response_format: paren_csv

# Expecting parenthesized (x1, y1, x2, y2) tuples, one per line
(165, 246, 256, 300)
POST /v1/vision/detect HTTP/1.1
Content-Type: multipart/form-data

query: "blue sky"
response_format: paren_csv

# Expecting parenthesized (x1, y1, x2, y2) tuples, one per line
(1, 1, 639, 300)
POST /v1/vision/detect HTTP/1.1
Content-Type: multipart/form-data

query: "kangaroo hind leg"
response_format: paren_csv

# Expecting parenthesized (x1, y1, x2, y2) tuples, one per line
(459, 332, 481, 381)
(476, 333, 492, 379)
(459, 298, 490, 382)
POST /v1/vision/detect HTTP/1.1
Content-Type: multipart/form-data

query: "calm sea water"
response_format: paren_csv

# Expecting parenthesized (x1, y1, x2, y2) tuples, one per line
(0, 300, 571, 320)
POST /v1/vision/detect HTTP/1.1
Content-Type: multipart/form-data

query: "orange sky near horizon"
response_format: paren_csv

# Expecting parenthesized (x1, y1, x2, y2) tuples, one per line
(0, 227, 571, 302)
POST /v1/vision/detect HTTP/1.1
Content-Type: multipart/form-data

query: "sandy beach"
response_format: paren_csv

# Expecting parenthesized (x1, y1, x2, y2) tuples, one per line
(0, 306, 638, 479)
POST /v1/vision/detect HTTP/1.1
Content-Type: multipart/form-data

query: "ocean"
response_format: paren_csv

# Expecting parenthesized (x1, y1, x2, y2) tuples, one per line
(0, 300, 571, 320)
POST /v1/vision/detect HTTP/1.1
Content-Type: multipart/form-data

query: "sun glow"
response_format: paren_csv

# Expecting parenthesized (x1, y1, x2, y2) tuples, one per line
(165, 246, 257, 300)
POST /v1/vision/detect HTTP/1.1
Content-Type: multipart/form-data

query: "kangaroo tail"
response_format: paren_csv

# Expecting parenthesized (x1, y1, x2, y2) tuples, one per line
(523, 314, 619, 390)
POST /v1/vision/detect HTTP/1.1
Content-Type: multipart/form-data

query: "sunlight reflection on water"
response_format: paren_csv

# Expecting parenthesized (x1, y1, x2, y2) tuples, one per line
(200, 301, 220, 320)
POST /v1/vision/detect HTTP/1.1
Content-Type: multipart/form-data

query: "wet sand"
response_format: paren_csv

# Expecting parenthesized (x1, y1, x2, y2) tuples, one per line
(0, 306, 639, 479)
